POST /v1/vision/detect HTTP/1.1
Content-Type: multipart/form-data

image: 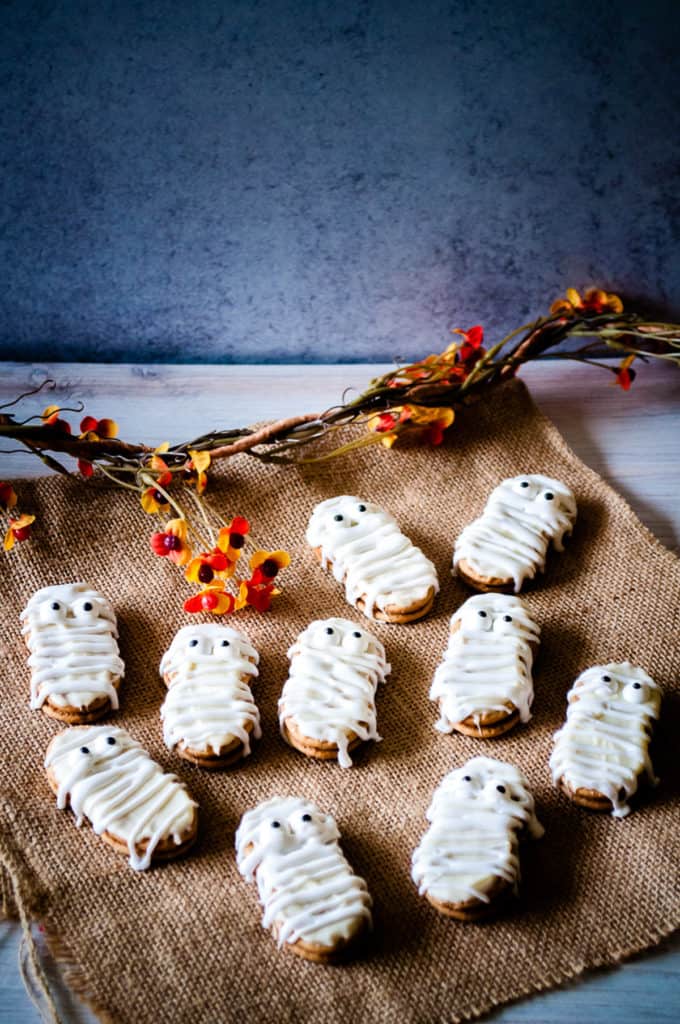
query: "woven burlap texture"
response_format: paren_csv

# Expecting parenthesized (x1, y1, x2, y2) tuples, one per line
(1, 380, 679, 1024)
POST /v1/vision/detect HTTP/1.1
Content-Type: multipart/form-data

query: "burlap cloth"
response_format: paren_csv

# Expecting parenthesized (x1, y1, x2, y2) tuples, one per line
(1, 380, 679, 1024)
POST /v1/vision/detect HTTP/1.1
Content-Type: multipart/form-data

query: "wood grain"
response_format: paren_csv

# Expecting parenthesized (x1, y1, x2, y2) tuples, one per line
(1, 359, 678, 1023)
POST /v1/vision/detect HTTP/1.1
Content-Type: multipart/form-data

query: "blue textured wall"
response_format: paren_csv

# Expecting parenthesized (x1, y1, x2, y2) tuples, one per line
(1, 0, 678, 363)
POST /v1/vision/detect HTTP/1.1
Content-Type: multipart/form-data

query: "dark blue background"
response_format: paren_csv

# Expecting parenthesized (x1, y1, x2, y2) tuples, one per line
(1, 0, 678, 363)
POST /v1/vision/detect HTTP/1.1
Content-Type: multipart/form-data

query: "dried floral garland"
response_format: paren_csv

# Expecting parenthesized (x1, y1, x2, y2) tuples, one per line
(2, 287, 679, 615)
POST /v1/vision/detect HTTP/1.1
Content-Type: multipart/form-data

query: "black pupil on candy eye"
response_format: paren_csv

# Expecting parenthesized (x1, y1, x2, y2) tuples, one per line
(503, 615, 512, 622)
(463, 776, 471, 782)
(189, 639, 199, 647)
(520, 481, 529, 488)
(80, 747, 89, 755)
(602, 675, 611, 682)
(221, 640, 230, 647)
(478, 611, 487, 618)
(107, 737, 116, 745)
(545, 492, 554, 501)
(51, 602, 60, 610)
(633, 682, 641, 689)
(302, 814, 312, 822)
(352, 631, 361, 638)
(271, 821, 281, 829)
(357, 504, 366, 512)
(333, 514, 343, 522)
(83, 602, 92, 611)
(496, 785, 506, 793)
(325, 627, 334, 635)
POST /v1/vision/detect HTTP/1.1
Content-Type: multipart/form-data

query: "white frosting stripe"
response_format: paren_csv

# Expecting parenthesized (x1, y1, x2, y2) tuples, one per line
(550, 661, 661, 817)
(279, 618, 390, 768)
(21, 582, 124, 713)
(431, 595, 540, 731)
(235, 796, 372, 950)
(412, 757, 543, 907)
(306, 495, 439, 617)
(45, 726, 198, 870)
(160, 624, 261, 759)
(453, 475, 577, 591)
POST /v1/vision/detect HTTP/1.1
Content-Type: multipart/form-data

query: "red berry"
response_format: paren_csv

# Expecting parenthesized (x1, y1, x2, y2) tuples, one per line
(198, 563, 214, 584)
(164, 533, 181, 551)
(152, 490, 166, 504)
(201, 592, 219, 611)
(261, 558, 279, 578)
(12, 526, 31, 542)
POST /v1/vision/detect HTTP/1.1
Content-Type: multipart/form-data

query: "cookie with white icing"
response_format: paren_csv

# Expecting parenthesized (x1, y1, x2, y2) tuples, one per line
(279, 617, 390, 767)
(453, 474, 577, 593)
(412, 756, 544, 921)
(430, 594, 540, 738)
(21, 582, 124, 723)
(550, 662, 661, 818)
(45, 725, 198, 870)
(160, 623, 261, 769)
(306, 495, 439, 622)
(235, 795, 372, 962)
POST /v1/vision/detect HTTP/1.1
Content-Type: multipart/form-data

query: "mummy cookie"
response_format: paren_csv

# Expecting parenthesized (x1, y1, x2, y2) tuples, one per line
(45, 726, 198, 870)
(279, 617, 390, 767)
(21, 582, 124, 723)
(306, 495, 439, 622)
(160, 624, 261, 769)
(550, 662, 661, 817)
(430, 594, 540, 738)
(453, 474, 577, 592)
(235, 796, 372, 962)
(412, 757, 543, 920)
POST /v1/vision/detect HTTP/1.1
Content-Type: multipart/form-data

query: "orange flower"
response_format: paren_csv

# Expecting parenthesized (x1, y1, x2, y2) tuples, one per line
(184, 582, 235, 615)
(368, 404, 454, 448)
(217, 516, 250, 560)
(249, 549, 290, 584)
(150, 518, 192, 566)
(236, 580, 279, 613)
(615, 353, 636, 391)
(185, 549, 234, 584)
(140, 453, 173, 514)
(3, 513, 35, 551)
(550, 287, 623, 317)
(184, 449, 210, 494)
(367, 411, 399, 447)
(0, 482, 17, 512)
(452, 325, 484, 362)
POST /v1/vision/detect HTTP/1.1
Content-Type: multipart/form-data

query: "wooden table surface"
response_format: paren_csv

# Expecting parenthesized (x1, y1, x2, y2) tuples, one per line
(1, 359, 679, 1023)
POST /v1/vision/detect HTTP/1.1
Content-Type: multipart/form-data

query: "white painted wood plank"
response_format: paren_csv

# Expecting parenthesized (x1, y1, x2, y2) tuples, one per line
(1, 358, 679, 1023)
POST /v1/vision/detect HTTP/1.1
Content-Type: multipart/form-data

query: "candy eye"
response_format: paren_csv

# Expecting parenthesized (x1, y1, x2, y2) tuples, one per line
(520, 481, 530, 489)
(72, 598, 98, 620)
(356, 503, 367, 512)
(39, 599, 67, 624)
(106, 736, 116, 746)
(623, 681, 649, 704)
(333, 514, 343, 522)
(52, 601, 60, 610)
(302, 813, 312, 822)
(271, 820, 281, 829)
(503, 615, 512, 622)
(325, 627, 334, 635)
(602, 675, 611, 683)
(460, 605, 492, 632)
(493, 612, 517, 635)
(462, 775, 472, 782)
(221, 639, 230, 647)
(189, 639, 199, 647)
(478, 610, 487, 618)
(496, 785, 506, 794)
(353, 631, 361, 638)
(80, 746, 90, 755)
(542, 491, 555, 502)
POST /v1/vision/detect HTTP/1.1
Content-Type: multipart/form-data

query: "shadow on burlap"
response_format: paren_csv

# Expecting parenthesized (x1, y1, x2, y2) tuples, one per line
(1, 380, 679, 1024)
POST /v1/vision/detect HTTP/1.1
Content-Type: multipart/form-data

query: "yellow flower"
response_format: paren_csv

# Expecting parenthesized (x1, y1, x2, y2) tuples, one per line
(550, 287, 623, 317)
(185, 449, 210, 494)
(3, 513, 35, 551)
(249, 549, 291, 582)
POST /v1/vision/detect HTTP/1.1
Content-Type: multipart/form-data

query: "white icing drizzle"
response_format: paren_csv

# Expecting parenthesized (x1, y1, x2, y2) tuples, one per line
(21, 582, 124, 713)
(430, 594, 540, 732)
(550, 661, 661, 818)
(160, 624, 261, 759)
(453, 474, 577, 592)
(45, 726, 198, 870)
(235, 795, 372, 949)
(412, 757, 544, 907)
(306, 495, 439, 618)
(279, 618, 390, 768)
